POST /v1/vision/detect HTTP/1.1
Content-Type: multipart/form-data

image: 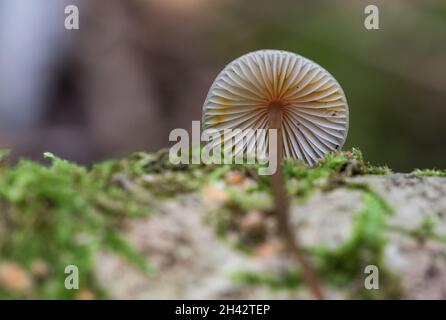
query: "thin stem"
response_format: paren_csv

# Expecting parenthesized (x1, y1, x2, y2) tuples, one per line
(268, 104, 325, 300)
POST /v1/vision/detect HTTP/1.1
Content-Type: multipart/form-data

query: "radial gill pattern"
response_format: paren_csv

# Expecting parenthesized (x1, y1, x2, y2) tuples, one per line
(202, 50, 349, 166)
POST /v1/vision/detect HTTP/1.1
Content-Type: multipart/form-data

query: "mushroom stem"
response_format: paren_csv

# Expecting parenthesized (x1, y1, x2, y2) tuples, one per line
(268, 104, 325, 300)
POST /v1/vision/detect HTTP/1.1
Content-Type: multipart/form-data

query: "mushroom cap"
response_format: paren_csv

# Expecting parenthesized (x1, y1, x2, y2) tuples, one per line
(202, 50, 349, 166)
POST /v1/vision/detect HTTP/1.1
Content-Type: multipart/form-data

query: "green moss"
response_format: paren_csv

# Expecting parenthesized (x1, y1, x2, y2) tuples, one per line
(207, 149, 396, 256)
(0, 148, 256, 298)
(284, 148, 392, 201)
(412, 168, 446, 177)
(232, 188, 402, 299)
(347, 148, 393, 175)
(345, 182, 394, 214)
(313, 191, 400, 298)
(1, 147, 438, 299)
(387, 215, 446, 244)
(232, 268, 302, 292)
(315, 193, 388, 284)
(0, 152, 155, 299)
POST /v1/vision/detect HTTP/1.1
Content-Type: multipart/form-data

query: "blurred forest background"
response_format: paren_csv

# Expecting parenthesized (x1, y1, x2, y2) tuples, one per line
(0, 0, 445, 172)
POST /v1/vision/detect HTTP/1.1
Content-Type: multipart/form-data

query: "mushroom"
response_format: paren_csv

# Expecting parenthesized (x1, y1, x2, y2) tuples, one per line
(202, 50, 349, 299)
(202, 49, 349, 164)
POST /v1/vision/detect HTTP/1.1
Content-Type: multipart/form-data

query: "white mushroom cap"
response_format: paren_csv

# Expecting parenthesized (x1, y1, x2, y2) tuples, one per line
(202, 50, 349, 166)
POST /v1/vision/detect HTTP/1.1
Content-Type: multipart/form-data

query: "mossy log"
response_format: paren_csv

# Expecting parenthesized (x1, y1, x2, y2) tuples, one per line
(0, 149, 445, 299)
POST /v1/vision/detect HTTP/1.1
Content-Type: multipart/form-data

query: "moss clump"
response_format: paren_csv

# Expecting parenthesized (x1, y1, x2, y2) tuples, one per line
(1, 147, 439, 299)
(412, 169, 446, 177)
(232, 187, 402, 299)
(284, 148, 392, 200)
(207, 149, 395, 254)
(0, 152, 157, 299)
(0, 148, 247, 299)
(314, 191, 400, 299)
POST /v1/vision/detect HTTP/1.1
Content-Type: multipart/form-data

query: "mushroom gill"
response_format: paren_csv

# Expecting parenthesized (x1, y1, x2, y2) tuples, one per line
(202, 49, 349, 166)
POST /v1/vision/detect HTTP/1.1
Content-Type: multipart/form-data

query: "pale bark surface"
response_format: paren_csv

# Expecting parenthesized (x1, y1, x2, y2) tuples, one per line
(95, 174, 446, 299)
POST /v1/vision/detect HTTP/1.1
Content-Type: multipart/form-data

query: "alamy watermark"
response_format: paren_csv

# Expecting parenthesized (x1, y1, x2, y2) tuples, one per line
(364, 5, 380, 30)
(169, 121, 279, 175)
(64, 264, 79, 290)
(364, 264, 379, 290)
(64, 5, 79, 30)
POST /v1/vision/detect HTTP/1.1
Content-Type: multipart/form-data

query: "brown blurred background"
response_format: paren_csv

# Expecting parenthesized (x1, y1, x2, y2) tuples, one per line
(0, 0, 445, 171)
